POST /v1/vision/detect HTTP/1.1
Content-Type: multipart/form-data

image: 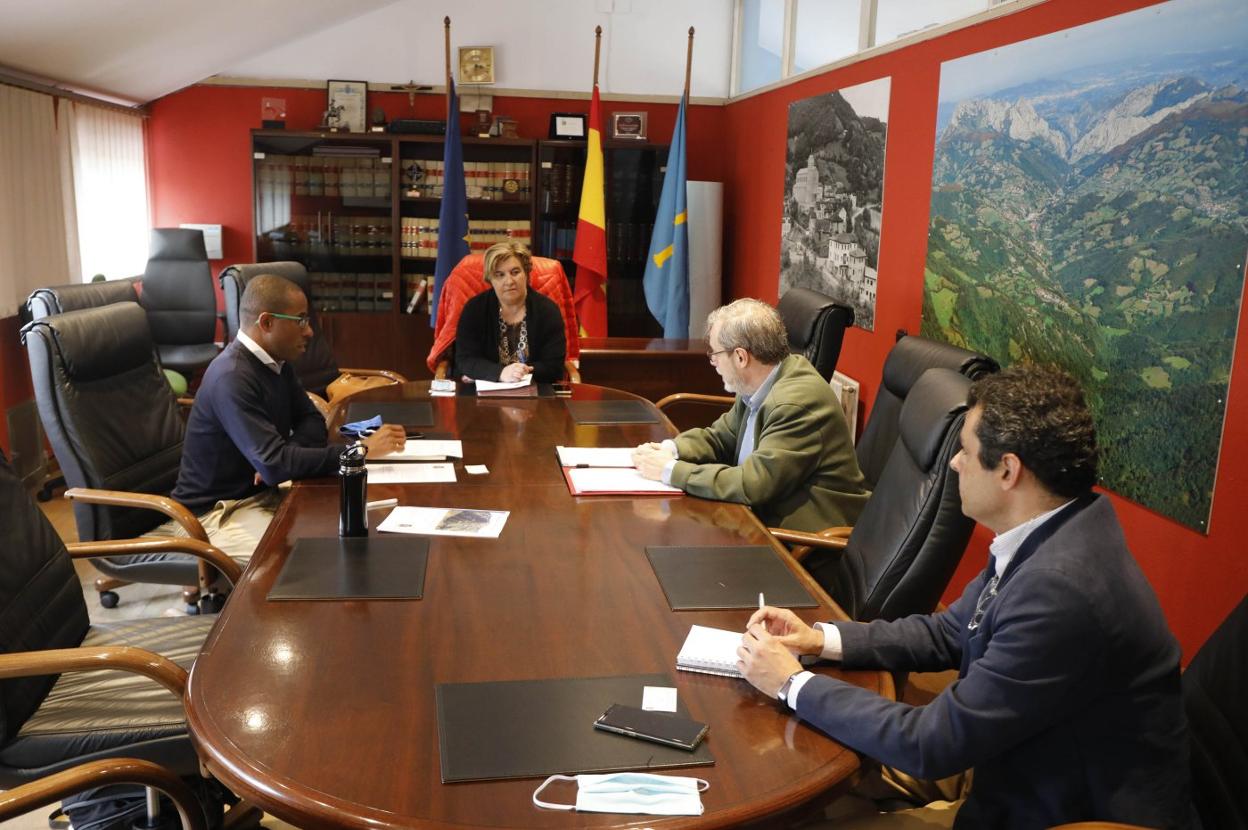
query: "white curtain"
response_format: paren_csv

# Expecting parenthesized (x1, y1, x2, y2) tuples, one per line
(0, 84, 72, 318)
(65, 100, 150, 281)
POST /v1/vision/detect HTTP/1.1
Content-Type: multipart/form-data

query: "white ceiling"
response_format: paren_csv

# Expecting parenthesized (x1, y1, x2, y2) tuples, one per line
(0, 0, 734, 105)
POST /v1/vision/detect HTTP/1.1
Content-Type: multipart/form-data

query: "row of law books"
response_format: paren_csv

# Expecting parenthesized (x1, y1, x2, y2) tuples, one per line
(403, 160, 532, 201)
(257, 155, 391, 200)
(307, 272, 394, 312)
(400, 218, 532, 259)
(267, 215, 394, 256)
(539, 163, 584, 214)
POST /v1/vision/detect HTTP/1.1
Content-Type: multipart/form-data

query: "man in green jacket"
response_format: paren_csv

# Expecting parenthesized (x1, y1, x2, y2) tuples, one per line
(633, 298, 869, 532)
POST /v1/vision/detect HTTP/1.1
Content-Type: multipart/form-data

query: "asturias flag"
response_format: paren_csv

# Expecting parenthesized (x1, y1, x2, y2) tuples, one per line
(572, 84, 608, 337)
(643, 93, 689, 338)
(430, 79, 470, 327)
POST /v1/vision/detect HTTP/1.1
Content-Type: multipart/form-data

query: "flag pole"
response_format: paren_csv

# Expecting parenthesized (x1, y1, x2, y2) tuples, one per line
(444, 17, 453, 92)
(593, 25, 602, 86)
(684, 27, 695, 97)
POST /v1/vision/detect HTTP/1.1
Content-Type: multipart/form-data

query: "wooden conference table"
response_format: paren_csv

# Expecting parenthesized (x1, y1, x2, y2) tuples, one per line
(186, 382, 892, 829)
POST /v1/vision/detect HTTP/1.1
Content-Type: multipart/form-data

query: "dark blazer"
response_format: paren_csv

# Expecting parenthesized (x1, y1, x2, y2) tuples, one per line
(453, 288, 566, 383)
(796, 494, 1196, 830)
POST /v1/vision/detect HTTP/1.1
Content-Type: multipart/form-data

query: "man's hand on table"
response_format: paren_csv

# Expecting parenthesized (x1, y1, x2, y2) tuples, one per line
(632, 443, 675, 480)
(361, 424, 407, 458)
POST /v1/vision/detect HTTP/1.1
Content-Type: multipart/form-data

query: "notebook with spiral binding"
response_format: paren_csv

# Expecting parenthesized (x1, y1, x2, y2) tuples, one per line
(676, 625, 744, 678)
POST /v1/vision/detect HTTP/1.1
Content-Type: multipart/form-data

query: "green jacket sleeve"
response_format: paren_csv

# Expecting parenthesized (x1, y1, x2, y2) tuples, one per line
(669, 397, 830, 507)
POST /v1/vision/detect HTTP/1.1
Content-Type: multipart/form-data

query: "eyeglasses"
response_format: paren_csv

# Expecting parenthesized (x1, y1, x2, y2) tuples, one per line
(706, 348, 732, 363)
(266, 312, 312, 329)
(966, 574, 999, 631)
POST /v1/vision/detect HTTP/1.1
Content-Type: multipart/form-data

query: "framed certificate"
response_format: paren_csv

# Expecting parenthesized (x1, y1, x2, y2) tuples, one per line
(326, 79, 367, 133)
(549, 113, 587, 139)
(610, 112, 648, 140)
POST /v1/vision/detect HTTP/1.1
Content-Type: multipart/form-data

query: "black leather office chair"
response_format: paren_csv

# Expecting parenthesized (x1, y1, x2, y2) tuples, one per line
(21, 302, 222, 612)
(219, 261, 405, 412)
(26, 277, 141, 321)
(777, 287, 855, 382)
(656, 289, 854, 429)
(0, 451, 242, 828)
(854, 334, 997, 490)
(24, 278, 151, 501)
(772, 368, 975, 622)
(1053, 592, 1248, 830)
(141, 229, 220, 377)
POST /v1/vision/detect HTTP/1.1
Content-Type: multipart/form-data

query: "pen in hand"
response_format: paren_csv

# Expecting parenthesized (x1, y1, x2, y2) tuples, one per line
(759, 592, 765, 611)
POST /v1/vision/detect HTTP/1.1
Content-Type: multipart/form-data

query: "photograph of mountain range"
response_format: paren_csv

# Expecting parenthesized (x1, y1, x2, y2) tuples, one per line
(780, 78, 889, 330)
(922, 0, 1248, 530)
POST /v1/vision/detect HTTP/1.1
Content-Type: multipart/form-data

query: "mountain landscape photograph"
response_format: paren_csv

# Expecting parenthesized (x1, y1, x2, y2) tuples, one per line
(922, 0, 1248, 530)
(780, 78, 890, 330)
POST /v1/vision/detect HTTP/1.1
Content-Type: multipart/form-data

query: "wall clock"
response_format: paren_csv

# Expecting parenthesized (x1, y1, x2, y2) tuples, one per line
(458, 46, 496, 85)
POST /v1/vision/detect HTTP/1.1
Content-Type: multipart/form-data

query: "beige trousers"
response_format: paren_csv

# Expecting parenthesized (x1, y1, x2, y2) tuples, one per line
(147, 489, 284, 563)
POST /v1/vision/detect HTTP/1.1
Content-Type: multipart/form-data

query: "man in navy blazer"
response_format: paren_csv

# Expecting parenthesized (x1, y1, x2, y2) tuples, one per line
(739, 365, 1197, 829)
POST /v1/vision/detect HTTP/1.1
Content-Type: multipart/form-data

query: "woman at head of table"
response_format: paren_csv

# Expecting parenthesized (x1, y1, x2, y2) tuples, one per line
(453, 240, 567, 384)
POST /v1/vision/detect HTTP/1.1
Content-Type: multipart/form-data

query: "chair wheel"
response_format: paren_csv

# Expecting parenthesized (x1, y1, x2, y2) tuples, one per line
(99, 590, 120, 608)
(184, 602, 201, 615)
(199, 593, 226, 614)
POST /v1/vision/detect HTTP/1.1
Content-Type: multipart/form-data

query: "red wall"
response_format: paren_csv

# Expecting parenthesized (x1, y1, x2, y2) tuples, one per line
(146, 83, 728, 267)
(721, 0, 1248, 659)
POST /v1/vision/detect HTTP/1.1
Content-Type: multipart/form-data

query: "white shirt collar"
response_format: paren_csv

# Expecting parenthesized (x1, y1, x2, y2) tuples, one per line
(236, 330, 283, 374)
(989, 499, 1075, 577)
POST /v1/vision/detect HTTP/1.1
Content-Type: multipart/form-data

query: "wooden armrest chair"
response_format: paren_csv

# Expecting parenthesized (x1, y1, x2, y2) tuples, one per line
(0, 758, 208, 830)
(776, 369, 975, 622)
(220, 262, 408, 406)
(22, 302, 228, 612)
(427, 253, 582, 383)
(0, 450, 250, 828)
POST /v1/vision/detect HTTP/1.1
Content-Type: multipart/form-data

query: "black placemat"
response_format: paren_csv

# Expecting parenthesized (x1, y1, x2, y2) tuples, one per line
(565, 399, 659, 424)
(267, 536, 429, 601)
(345, 401, 434, 428)
(645, 545, 818, 610)
(436, 674, 714, 782)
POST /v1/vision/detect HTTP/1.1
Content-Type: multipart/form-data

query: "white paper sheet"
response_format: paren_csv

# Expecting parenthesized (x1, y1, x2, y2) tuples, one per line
(566, 467, 681, 494)
(366, 463, 457, 484)
(376, 506, 509, 538)
(642, 686, 679, 712)
(556, 446, 637, 468)
(371, 439, 464, 462)
(475, 375, 533, 392)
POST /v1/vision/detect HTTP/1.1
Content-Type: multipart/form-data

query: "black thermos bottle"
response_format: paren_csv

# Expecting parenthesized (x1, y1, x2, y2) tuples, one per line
(339, 442, 368, 537)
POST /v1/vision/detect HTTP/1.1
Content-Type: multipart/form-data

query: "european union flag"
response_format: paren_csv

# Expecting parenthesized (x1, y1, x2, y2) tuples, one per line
(643, 93, 689, 338)
(430, 80, 470, 327)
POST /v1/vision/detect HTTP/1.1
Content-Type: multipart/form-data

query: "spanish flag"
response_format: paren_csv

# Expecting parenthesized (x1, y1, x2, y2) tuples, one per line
(572, 84, 608, 337)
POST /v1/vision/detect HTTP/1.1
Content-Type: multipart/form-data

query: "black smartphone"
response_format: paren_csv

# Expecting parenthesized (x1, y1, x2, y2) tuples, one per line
(593, 704, 708, 751)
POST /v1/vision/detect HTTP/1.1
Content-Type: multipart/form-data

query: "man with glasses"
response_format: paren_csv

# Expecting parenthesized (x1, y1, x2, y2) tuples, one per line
(738, 366, 1196, 829)
(632, 298, 868, 532)
(160, 274, 405, 560)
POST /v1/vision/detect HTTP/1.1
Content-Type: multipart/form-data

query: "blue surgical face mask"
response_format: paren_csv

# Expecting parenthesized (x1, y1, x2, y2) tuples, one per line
(532, 772, 709, 815)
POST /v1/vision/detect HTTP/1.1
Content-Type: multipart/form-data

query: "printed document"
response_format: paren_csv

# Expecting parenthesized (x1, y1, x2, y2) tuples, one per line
(377, 506, 509, 538)
(366, 463, 457, 484)
(556, 446, 637, 468)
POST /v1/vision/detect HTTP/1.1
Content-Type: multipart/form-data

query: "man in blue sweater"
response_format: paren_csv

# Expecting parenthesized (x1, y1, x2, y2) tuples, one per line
(160, 274, 405, 559)
(738, 366, 1196, 829)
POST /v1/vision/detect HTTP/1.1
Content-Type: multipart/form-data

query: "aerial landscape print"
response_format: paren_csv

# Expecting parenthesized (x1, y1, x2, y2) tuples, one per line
(922, 0, 1248, 530)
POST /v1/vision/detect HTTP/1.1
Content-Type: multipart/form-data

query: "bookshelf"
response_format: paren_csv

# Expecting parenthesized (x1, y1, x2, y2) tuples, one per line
(249, 129, 537, 376)
(536, 140, 669, 337)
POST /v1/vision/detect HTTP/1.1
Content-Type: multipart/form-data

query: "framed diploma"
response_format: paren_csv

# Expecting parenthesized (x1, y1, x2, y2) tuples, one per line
(326, 80, 368, 133)
(548, 113, 587, 139)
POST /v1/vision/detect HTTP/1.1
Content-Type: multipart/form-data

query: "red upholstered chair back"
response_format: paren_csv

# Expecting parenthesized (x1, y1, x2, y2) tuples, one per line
(426, 254, 581, 373)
